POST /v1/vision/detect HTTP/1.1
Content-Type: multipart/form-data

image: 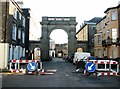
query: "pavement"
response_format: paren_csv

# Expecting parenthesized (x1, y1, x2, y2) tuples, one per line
(0, 69, 13, 77)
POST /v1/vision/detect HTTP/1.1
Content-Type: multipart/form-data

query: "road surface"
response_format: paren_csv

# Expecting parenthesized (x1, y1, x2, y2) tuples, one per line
(2, 58, 120, 88)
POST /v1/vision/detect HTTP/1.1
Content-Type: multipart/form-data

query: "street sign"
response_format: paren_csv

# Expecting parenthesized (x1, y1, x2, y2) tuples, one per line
(86, 62, 96, 72)
(27, 62, 38, 72)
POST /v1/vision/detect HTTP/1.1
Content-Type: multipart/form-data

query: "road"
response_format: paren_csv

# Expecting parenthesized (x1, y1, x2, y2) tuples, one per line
(2, 58, 120, 88)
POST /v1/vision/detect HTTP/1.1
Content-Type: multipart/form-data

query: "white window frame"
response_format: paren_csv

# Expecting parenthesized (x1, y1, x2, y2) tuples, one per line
(22, 16, 25, 27)
(112, 10, 117, 21)
(18, 28, 21, 39)
(112, 28, 117, 42)
(12, 24, 17, 40)
(19, 13, 22, 20)
(97, 35, 101, 44)
(107, 30, 110, 36)
(22, 31, 25, 43)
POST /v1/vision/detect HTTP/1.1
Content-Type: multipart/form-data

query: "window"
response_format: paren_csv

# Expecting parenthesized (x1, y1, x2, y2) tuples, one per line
(19, 13, 21, 20)
(98, 49, 101, 58)
(112, 28, 117, 42)
(22, 31, 25, 43)
(92, 26, 96, 30)
(112, 10, 116, 20)
(94, 36, 97, 44)
(113, 47, 118, 58)
(12, 46, 15, 59)
(12, 24, 17, 40)
(107, 30, 110, 36)
(22, 16, 25, 27)
(102, 20, 105, 28)
(98, 35, 101, 44)
(13, 8, 17, 19)
(107, 12, 110, 21)
(103, 48, 106, 57)
(18, 28, 21, 39)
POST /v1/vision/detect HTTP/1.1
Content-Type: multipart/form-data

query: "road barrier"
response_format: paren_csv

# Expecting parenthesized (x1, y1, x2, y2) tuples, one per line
(9, 60, 42, 74)
(86, 59, 119, 76)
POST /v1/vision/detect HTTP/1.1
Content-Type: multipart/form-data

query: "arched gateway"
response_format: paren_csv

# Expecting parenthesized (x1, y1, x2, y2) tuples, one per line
(40, 17, 77, 61)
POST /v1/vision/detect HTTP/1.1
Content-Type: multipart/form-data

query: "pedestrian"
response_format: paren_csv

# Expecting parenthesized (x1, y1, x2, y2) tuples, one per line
(76, 60, 85, 72)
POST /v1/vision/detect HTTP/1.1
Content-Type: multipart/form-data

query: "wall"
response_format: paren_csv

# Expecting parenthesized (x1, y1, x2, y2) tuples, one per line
(0, 43, 9, 69)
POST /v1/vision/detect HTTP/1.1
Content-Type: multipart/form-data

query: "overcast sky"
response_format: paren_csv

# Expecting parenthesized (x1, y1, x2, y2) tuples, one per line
(21, 0, 120, 44)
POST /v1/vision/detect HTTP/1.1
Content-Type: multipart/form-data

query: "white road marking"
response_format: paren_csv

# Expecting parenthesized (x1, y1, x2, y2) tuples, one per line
(44, 73, 54, 75)
(46, 69, 57, 72)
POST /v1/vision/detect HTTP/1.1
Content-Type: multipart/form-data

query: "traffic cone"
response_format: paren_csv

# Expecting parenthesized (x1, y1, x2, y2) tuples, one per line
(41, 69, 45, 75)
(83, 69, 86, 76)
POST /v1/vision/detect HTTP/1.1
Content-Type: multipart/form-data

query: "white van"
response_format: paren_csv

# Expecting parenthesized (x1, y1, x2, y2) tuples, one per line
(73, 52, 91, 64)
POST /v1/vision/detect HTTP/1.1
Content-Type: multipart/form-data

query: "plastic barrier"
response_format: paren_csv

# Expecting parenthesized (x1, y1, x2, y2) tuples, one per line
(87, 60, 119, 76)
(9, 60, 42, 74)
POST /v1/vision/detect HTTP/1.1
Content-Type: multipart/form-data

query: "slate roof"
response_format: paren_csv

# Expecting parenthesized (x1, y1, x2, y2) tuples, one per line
(86, 17, 102, 23)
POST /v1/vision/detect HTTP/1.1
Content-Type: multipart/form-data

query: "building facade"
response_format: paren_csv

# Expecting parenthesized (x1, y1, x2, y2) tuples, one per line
(94, 4, 120, 58)
(22, 8, 30, 59)
(76, 17, 102, 55)
(0, 0, 29, 69)
(49, 39, 55, 57)
(55, 44, 68, 58)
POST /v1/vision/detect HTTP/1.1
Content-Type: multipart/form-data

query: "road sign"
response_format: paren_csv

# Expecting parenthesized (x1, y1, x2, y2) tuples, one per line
(27, 62, 38, 72)
(86, 62, 96, 72)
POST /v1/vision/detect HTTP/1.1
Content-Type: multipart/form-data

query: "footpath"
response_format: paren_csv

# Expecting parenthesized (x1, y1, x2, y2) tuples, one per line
(0, 69, 13, 77)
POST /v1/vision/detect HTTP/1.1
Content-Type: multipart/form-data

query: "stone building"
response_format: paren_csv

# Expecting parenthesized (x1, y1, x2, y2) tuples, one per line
(0, 0, 29, 69)
(76, 17, 102, 55)
(94, 4, 120, 58)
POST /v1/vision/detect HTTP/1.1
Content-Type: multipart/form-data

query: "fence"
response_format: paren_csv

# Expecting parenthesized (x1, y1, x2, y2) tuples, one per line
(9, 60, 42, 74)
(87, 59, 119, 76)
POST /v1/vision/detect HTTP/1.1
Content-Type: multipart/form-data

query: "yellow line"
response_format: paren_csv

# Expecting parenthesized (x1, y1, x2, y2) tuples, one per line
(2, 73, 13, 75)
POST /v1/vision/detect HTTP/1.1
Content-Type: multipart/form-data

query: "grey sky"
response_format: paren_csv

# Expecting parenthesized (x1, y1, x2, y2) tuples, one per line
(22, 0, 120, 43)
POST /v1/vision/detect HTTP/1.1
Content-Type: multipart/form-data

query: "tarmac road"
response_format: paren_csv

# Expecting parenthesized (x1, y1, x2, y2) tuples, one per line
(2, 58, 120, 88)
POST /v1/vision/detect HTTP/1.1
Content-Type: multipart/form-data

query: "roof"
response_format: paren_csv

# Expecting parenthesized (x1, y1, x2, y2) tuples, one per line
(96, 16, 106, 25)
(86, 17, 102, 23)
(104, 4, 120, 13)
(76, 17, 102, 34)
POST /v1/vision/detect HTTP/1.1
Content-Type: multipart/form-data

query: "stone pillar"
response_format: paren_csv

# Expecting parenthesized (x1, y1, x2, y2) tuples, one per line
(40, 24, 49, 61)
(68, 26, 77, 56)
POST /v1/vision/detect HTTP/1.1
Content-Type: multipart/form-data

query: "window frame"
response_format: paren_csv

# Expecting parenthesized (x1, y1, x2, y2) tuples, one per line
(12, 24, 17, 40)
(111, 10, 117, 21)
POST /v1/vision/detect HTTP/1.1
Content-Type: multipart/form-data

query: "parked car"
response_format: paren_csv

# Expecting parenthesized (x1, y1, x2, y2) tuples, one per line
(82, 56, 96, 63)
(73, 52, 91, 64)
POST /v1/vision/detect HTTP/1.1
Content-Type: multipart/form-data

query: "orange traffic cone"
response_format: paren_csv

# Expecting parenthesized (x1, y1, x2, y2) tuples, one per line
(83, 69, 86, 76)
(41, 69, 45, 75)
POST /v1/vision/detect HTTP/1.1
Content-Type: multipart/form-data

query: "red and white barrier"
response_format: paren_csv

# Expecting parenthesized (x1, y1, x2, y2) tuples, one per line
(97, 72, 117, 76)
(11, 69, 26, 74)
(11, 60, 39, 63)
(9, 60, 42, 74)
(87, 59, 119, 76)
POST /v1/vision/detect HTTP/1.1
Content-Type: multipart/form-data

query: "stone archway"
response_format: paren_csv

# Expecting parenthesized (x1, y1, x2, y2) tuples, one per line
(40, 17, 77, 61)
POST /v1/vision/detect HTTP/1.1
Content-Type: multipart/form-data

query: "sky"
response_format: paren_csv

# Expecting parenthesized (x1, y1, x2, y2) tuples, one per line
(21, 0, 120, 44)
